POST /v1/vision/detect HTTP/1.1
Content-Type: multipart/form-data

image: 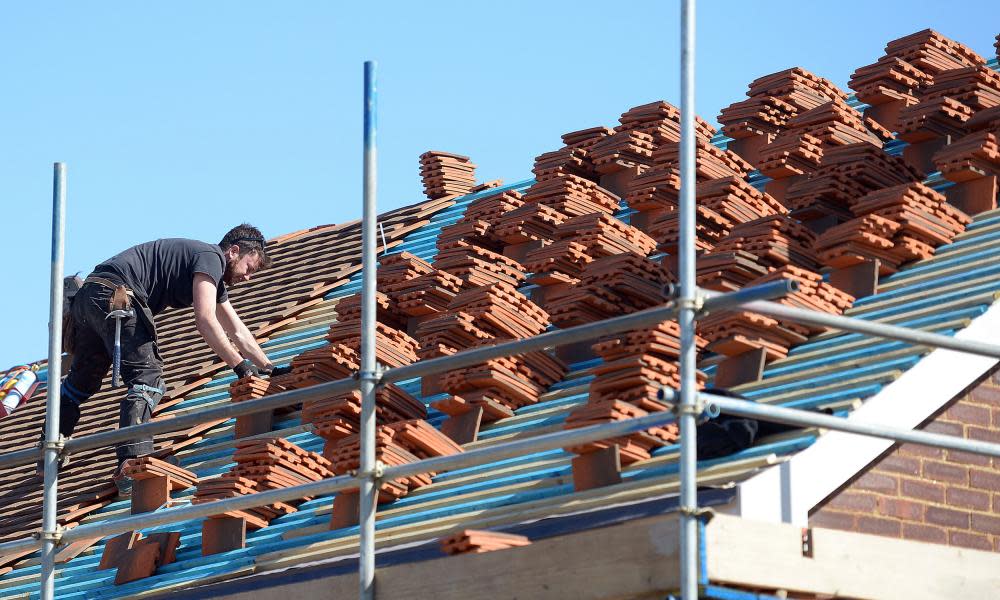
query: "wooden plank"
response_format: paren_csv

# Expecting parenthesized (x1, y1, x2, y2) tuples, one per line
(213, 513, 684, 600)
(705, 513, 1000, 600)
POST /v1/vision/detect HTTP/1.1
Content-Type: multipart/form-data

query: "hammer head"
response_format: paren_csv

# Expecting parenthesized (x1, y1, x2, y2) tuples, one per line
(106, 309, 135, 320)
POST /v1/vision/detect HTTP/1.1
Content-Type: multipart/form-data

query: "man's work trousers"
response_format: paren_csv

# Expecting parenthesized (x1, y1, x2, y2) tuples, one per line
(56, 282, 164, 469)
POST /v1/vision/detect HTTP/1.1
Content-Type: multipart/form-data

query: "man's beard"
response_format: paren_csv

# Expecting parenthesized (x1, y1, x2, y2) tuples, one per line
(222, 257, 237, 285)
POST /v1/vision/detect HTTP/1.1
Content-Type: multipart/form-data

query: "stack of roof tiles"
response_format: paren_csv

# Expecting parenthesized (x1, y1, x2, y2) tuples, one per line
(381, 251, 465, 317)
(192, 438, 331, 529)
(545, 252, 672, 329)
(121, 457, 198, 493)
(563, 322, 705, 465)
(782, 142, 923, 226)
(439, 529, 531, 555)
(696, 214, 852, 361)
(420, 151, 477, 200)
(718, 68, 847, 167)
(416, 282, 565, 416)
(325, 419, 463, 502)
(524, 212, 657, 285)
(815, 182, 971, 274)
(849, 30, 984, 132)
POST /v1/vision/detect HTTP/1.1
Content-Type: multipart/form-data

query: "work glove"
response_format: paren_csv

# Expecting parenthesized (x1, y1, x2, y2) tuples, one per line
(268, 365, 293, 377)
(233, 359, 262, 379)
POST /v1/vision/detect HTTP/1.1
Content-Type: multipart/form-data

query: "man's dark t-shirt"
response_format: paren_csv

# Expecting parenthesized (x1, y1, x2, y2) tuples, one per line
(92, 238, 229, 315)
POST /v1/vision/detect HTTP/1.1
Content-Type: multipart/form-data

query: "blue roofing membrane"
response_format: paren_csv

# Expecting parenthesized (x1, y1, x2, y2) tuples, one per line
(4, 182, 996, 598)
(5, 60, 1000, 596)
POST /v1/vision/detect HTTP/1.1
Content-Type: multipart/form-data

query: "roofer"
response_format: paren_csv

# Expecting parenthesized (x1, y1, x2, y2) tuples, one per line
(43, 224, 289, 496)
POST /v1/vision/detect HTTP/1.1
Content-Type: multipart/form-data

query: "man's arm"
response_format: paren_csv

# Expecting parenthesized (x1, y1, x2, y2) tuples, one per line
(193, 273, 256, 369)
(214, 291, 273, 371)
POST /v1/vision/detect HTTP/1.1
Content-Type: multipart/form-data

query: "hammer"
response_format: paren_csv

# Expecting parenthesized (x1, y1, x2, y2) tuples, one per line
(106, 286, 134, 388)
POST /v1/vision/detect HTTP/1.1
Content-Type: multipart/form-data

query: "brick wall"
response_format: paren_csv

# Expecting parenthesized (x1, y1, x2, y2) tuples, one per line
(809, 367, 1000, 551)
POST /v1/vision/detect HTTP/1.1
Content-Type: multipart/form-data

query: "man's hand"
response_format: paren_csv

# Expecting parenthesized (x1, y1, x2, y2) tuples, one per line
(233, 359, 261, 379)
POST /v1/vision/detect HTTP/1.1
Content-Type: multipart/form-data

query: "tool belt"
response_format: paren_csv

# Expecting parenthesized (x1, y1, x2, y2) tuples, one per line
(83, 275, 157, 342)
(84, 276, 134, 311)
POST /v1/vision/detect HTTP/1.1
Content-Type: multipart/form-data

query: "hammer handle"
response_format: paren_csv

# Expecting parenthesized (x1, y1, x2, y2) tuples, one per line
(112, 318, 122, 388)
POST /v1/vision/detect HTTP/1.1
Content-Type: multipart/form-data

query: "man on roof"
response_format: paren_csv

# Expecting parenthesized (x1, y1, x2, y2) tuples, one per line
(45, 224, 289, 496)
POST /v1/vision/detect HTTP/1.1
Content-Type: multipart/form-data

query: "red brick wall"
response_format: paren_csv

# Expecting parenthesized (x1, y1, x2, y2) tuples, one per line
(809, 369, 1000, 551)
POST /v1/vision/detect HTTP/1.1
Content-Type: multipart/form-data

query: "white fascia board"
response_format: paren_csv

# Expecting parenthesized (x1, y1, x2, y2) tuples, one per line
(735, 300, 1000, 526)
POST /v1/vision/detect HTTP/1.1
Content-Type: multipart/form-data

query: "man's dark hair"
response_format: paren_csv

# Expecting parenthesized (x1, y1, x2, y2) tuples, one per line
(220, 224, 272, 269)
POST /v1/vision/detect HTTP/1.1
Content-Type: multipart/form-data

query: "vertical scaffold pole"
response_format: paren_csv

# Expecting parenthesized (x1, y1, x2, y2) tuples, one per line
(678, 1, 700, 598)
(40, 162, 67, 600)
(359, 60, 379, 600)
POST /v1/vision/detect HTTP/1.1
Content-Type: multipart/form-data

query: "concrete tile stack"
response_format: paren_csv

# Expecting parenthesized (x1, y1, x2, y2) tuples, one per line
(696, 214, 827, 361)
(523, 212, 657, 286)
(325, 419, 464, 502)
(649, 205, 731, 256)
(521, 174, 621, 217)
(719, 68, 846, 167)
(745, 266, 854, 332)
(588, 129, 656, 174)
(381, 252, 464, 317)
(616, 101, 717, 146)
(287, 343, 359, 388)
(440, 530, 531, 555)
(192, 437, 331, 528)
(694, 250, 771, 293)
(121, 457, 198, 491)
(493, 202, 567, 245)
(759, 98, 885, 202)
(546, 252, 671, 329)
(532, 126, 613, 182)
(711, 215, 819, 270)
(624, 136, 751, 227)
(849, 29, 983, 131)
(327, 320, 420, 368)
(934, 130, 1000, 180)
(816, 182, 971, 274)
(438, 190, 526, 252)
(420, 151, 477, 200)
(588, 321, 708, 405)
(433, 240, 527, 289)
(416, 282, 565, 412)
(229, 375, 286, 403)
(563, 322, 707, 465)
(782, 142, 922, 226)
(302, 385, 427, 450)
(564, 400, 676, 465)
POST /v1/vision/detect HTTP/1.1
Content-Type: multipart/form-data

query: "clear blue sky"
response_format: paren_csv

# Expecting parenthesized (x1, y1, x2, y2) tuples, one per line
(1, 1, 997, 369)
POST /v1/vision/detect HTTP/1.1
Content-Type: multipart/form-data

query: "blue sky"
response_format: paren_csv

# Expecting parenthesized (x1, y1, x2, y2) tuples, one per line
(1, 1, 997, 369)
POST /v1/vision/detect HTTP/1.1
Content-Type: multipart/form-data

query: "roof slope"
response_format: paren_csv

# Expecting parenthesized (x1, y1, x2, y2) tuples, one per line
(0, 196, 452, 549)
(1, 32, 999, 600)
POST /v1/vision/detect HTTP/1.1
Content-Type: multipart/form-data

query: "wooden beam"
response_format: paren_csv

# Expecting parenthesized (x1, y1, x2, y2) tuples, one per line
(194, 513, 683, 600)
(705, 513, 1000, 599)
(185, 512, 1000, 600)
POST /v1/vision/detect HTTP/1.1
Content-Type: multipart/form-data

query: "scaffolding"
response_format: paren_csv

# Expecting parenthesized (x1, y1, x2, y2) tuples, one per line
(5, 2, 1000, 598)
